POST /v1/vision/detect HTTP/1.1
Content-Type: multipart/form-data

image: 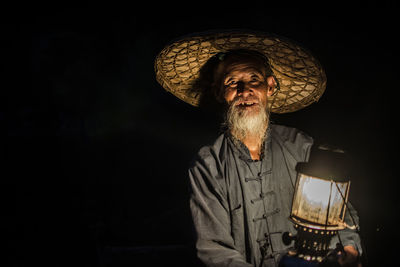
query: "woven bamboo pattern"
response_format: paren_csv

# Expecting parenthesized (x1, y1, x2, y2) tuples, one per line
(154, 31, 326, 113)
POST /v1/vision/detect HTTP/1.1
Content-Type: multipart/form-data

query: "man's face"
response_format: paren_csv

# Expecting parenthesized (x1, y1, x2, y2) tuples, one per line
(215, 56, 276, 141)
(218, 57, 276, 116)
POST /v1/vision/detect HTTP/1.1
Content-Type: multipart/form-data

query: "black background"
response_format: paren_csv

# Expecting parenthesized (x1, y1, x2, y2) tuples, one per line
(4, 2, 399, 266)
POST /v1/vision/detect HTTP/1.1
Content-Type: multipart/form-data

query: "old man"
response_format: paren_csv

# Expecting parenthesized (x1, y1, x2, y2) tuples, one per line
(155, 31, 362, 267)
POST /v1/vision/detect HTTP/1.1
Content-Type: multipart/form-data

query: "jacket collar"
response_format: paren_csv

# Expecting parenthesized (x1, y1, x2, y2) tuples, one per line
(226, 122, 272, 162)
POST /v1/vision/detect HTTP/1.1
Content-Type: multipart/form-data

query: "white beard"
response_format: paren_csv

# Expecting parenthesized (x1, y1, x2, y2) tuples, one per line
(225, 100, 269, 145)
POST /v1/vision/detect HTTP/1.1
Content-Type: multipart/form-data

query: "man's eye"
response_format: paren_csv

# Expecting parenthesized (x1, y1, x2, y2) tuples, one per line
(227, 80, 237, 86)
(250, 77, 261, 83)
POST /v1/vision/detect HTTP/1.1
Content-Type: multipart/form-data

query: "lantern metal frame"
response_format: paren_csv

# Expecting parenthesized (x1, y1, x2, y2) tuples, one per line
(290, 173, 351, 231)
(282, 146, 354, 264)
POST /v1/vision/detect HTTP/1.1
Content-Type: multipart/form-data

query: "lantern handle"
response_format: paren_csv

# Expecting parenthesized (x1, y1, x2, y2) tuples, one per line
(340, 222, 357, 230)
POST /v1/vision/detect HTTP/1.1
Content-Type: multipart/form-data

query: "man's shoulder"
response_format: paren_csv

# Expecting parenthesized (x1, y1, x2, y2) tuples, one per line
(196, 133, 226, 159)
(271, 123, 313, 144)
(270, 123, 314, 161)
(190, 133, 227, 167)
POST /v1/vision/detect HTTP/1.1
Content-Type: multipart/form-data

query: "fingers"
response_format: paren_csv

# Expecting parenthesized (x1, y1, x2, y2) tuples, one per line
(337, 245, 360, 266)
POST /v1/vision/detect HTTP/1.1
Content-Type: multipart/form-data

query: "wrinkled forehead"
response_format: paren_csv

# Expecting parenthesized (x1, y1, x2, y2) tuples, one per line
(214, 51, 272, 81)
(222, 61, 267, 78)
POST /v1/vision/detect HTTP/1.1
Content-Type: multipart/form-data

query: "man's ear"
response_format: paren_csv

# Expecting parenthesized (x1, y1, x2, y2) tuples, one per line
(266, 76, 276, 96)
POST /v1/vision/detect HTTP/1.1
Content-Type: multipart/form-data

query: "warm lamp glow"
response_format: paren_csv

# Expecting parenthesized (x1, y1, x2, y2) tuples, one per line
(290, 173, 350, 230)
(281, 145, 355, 264)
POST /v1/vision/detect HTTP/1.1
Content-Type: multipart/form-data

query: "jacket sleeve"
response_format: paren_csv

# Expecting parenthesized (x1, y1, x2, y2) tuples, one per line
(189, 154, 253, 267)
(330, 201, 363, 254)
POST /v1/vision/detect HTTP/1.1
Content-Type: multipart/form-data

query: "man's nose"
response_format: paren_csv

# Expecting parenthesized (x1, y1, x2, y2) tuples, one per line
(237, 82, 253, 97)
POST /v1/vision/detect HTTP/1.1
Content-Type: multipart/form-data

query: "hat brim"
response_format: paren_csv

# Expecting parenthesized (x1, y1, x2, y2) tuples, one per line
(154, 30, 326, 113)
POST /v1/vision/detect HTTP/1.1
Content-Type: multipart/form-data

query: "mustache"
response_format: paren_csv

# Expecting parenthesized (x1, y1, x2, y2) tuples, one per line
(231, 96, 260, 106)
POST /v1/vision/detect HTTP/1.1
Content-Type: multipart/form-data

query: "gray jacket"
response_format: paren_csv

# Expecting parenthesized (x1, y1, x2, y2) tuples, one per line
(189, 124, 361, 267)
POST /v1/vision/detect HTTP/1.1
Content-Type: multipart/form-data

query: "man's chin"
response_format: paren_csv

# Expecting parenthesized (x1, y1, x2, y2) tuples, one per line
(237, 107, 261, 117)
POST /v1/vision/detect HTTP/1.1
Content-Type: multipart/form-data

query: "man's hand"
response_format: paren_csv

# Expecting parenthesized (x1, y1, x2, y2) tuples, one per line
(337, 245, 361, 267)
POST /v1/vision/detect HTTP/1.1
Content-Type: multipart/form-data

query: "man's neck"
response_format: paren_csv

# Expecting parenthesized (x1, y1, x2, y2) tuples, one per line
(242, 135, 264, 160)
(229, 121, 269, 160)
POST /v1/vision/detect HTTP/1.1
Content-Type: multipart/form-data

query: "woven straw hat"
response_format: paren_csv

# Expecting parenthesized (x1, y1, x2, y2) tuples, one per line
(154, 30, 326, 113)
